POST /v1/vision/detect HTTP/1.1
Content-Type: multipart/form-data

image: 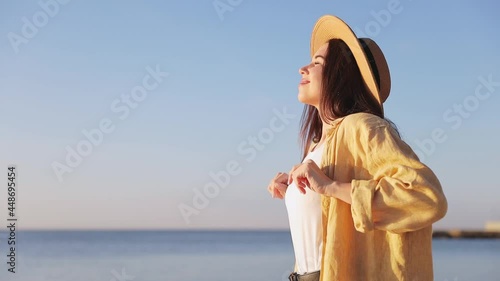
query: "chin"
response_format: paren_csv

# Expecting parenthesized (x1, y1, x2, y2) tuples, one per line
(297, 92, 314, 105)
(297, 92, 308, 103)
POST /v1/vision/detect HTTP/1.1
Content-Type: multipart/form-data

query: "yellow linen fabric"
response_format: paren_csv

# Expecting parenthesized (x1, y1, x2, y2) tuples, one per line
(318, 113, 447, 281)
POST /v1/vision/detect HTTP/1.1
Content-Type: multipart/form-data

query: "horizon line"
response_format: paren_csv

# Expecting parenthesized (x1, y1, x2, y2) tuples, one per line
(0, 227, 489, 232)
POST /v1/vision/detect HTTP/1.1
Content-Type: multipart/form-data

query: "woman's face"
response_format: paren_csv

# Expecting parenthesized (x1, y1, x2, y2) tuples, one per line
(298, 42, 328, 108)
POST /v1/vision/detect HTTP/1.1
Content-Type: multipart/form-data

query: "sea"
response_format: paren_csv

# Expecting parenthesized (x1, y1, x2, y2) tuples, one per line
(0, 230, 498, 281)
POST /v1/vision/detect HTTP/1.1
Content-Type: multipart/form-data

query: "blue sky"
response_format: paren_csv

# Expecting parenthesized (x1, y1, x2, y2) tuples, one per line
(0, 0, 499, 230)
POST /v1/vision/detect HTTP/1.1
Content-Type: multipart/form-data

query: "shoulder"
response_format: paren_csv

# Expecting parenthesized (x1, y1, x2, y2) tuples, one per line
(335, 113, 403, 149)
(340, 112, 390, 133)
(337, 112, 407, 154)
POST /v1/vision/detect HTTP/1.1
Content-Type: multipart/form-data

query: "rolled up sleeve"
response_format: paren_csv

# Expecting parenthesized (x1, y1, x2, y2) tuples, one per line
(348, 119, 448, 234)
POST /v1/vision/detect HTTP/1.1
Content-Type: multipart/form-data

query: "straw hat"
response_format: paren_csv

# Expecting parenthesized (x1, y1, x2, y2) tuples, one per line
(310, 15, 391, 109)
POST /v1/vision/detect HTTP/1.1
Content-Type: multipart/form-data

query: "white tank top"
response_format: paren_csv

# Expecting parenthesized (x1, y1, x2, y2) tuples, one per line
(285, 142, 325, 274)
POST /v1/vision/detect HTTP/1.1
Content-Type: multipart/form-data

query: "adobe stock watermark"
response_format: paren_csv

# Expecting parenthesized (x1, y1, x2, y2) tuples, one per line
(109, 268, 135, 281)
(51, 65, 169, 183)
(7, 0, 72, 54)
(178, 107, 295, 224)
(352, 0, 406, 39)
(413, 74, 499, 162)
(213, 0, 243, 21)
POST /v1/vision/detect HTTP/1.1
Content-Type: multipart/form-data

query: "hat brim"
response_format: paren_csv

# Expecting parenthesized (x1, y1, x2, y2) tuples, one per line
(310, 15, 387, 109)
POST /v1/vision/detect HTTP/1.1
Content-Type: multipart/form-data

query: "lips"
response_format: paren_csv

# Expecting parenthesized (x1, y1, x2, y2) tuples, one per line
(300, 79, 310, 85)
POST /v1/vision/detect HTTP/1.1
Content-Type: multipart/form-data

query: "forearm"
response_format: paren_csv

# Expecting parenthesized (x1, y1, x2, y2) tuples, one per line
(324, 181, 352, 204)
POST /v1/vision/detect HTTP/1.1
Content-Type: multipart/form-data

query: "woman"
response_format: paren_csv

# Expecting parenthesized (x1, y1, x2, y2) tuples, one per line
(267, 15, 448, 281)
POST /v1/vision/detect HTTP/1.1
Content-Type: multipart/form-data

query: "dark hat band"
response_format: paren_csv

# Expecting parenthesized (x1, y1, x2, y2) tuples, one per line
(359, 40, 381, 91)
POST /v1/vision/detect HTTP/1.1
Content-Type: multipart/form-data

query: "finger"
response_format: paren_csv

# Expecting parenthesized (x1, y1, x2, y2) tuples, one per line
(276, 188, 285, 199)
(277, 186, 286, 195)
(302, 178, 311, 189)
(273, 188, 281, 198)
(298, 178, 309, 194)
(268, 181, 279, 196)
(272, 182, 287, 198)
(277, 173, 289, 184)
(296, 183, 306, 194)
(274, 182, 288, 193)
(299, 178, 308, 188)
(275, 181, 287, 189)
(268, 185, 274, 197)
(289, 167, 298, 186)
(288, 165, 301, 184)
(288, 165, 302, 184)
(293, 175, 302, 188)
(291, 166, 308, 194)
(275, 184, 287, 199)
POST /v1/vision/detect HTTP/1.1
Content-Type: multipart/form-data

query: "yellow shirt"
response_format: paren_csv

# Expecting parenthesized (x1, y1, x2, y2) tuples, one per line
(318, 113, 448, 281)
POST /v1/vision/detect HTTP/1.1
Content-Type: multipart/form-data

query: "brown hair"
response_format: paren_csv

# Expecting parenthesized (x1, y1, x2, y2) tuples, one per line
(299, 38, 390, 160)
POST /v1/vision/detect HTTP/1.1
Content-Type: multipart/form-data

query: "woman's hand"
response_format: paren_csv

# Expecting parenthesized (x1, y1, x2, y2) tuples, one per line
(288, 159, 333, 195)
(288, 160, 353, 203)
(267, 172, 289, 199)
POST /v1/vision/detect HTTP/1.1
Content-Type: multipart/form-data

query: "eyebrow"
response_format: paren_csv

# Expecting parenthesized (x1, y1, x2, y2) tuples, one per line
(314, 55, 325, 60)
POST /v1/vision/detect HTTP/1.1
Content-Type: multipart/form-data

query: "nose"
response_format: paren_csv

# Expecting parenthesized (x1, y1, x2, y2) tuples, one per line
(299, 64, 309, 75)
